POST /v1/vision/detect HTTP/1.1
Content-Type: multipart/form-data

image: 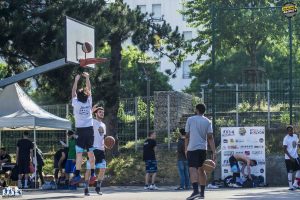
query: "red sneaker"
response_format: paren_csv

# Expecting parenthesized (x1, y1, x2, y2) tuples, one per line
(89, 175, 97, 185)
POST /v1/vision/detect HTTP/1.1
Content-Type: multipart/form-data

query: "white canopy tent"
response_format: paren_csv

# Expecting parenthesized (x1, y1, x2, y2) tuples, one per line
(0, 83, 72, 187)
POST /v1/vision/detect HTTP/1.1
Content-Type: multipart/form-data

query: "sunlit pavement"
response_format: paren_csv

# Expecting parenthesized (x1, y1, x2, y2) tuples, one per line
(14, 186, 300, 200)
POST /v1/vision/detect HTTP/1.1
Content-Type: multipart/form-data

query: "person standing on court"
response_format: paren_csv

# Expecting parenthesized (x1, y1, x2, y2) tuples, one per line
(143, 131, 158, 190)
(175, 128, 190, 190)
(85, 105, 107, 195)
(70, 72, 96, 196)
(64, 130, 76, 186)
(283, 125, 300, 190)
(185, 103, 216, 200)
(16, 131, 34, 189)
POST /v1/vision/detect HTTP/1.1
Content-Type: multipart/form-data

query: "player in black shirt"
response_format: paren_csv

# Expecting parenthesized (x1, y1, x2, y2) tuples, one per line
(16, 131, 34, 189)
(143, 131, 158, 190)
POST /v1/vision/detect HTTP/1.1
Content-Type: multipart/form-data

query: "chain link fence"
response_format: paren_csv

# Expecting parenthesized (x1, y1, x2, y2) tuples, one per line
(202, 79, 300, 146)
(0, 104, 69, 154)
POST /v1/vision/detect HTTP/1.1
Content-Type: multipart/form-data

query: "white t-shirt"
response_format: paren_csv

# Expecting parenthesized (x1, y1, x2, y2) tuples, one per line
(283, 134, 299, 159)
(72, 96, 93, 128)
(93, 119, 106, 150)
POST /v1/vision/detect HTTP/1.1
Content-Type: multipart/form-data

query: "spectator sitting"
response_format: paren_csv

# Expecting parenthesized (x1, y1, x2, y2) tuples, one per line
(0, 148, 11, 165)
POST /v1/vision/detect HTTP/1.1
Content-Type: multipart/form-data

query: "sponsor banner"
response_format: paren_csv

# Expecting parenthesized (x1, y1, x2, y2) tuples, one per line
(221, 127, 266, 183)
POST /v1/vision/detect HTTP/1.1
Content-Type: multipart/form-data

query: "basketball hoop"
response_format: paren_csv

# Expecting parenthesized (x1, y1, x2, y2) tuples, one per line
(79, 58, 108, 67)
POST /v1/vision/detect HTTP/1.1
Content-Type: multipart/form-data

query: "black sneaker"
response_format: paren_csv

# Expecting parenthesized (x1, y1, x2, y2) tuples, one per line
(186, 191, 200, 200)
(84, 188, 90, 196)
(95, 186, 103, 195)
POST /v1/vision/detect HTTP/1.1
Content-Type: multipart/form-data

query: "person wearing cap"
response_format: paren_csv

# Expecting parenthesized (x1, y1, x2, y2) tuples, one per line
(283, 125, 300, 190)
(65, 130, 77, 186)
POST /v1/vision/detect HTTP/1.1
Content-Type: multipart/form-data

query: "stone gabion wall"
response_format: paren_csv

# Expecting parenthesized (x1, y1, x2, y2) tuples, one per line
(154, 91, 194, 138)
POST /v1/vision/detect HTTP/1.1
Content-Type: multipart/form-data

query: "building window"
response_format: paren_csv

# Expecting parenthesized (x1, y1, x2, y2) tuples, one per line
(152, 4, 161, 20)
(182, 60, 192, 79)
(137, 5, 146, 14)
(183, 31, 192, 41)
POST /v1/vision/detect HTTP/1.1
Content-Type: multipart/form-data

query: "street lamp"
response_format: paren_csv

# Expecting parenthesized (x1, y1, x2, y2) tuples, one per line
(138, 59, 159, 135)
(282, 2, 297, 124)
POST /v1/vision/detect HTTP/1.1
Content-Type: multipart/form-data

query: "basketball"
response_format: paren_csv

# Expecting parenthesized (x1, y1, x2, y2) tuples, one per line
(104, 136, 115, 149)
(202, 159, 216, 173)
(82, 42, 93, 53)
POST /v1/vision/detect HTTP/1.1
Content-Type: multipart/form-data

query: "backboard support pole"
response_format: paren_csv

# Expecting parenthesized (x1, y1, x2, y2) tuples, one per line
(0, 58, 67, 88)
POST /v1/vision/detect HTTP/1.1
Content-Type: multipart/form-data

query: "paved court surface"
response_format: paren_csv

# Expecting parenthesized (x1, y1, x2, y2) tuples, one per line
(10, 186, 300, 199)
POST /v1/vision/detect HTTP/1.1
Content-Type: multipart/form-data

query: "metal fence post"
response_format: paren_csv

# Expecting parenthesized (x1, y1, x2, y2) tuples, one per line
(267, 80, 270, 129)
(236, 84, 239, 126)
(135, 97, 138, 152)
(167, 94, 170, 150)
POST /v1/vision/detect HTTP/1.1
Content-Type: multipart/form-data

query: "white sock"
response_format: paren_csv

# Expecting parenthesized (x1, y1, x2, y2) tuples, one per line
(288, 173, 293, 188)
(296, 170, 300, 178)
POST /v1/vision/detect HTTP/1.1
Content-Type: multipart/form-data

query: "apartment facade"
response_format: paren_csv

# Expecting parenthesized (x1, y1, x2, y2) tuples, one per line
(124, 0, 207, 91)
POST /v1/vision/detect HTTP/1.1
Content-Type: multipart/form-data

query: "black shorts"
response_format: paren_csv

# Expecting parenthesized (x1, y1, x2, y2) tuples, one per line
(18, 159, 30, 174)
(187, 149, 206, 168)
(94, 149, 105, 164)
(54, 159, 66, 169)
(76, 126, 94, 150)
(285, 157, 300, 173)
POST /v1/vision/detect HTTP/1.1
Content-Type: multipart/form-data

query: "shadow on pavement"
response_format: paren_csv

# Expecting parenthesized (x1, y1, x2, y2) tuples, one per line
(230, 188, 300, 199)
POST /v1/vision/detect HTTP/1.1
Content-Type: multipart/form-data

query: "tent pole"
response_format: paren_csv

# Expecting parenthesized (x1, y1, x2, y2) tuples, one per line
(33, 122, 37, 189)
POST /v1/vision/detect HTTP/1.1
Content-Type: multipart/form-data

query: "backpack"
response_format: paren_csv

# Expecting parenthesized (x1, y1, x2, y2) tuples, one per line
(242, 178, 254, 188)
(223, 175, 233, 187)
(242, 175, 265, 188)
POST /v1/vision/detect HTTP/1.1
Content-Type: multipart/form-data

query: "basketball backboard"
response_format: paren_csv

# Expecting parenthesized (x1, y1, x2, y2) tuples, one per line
(65, 16, 95, 68)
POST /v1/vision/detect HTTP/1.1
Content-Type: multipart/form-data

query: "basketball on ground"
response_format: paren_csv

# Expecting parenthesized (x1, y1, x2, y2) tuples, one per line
(82, 42, 93, 53)
(202, 159, 216, 173)
(104, 136, 115, 149)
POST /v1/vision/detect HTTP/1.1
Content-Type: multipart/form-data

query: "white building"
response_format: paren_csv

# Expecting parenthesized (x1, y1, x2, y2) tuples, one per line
(124, 0, 207, 91)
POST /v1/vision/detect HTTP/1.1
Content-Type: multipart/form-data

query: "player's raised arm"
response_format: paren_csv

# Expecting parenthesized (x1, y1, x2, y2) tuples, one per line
(82, 72, 91, 95)
(72, 74, 81, 98)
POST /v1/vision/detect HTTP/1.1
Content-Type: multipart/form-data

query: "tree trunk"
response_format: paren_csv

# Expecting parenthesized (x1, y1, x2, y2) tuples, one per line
(104, 38, 122, 158)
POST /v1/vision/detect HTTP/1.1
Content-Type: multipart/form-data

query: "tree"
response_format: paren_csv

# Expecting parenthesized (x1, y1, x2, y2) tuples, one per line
(182, 0, 290, 90)
(0, 0, 185, 153)
(0, 63, 8, 80)
(120, 46, 172, 97)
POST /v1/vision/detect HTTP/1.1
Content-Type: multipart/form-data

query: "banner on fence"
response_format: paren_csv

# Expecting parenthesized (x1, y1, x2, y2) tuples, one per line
(221, 126, 266, 183)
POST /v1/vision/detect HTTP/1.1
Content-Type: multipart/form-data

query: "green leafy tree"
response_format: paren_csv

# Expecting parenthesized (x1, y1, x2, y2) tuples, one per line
(182, 0, 292, 93)
(0, 63, 8, 80)
(0, 0, 184, 153)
